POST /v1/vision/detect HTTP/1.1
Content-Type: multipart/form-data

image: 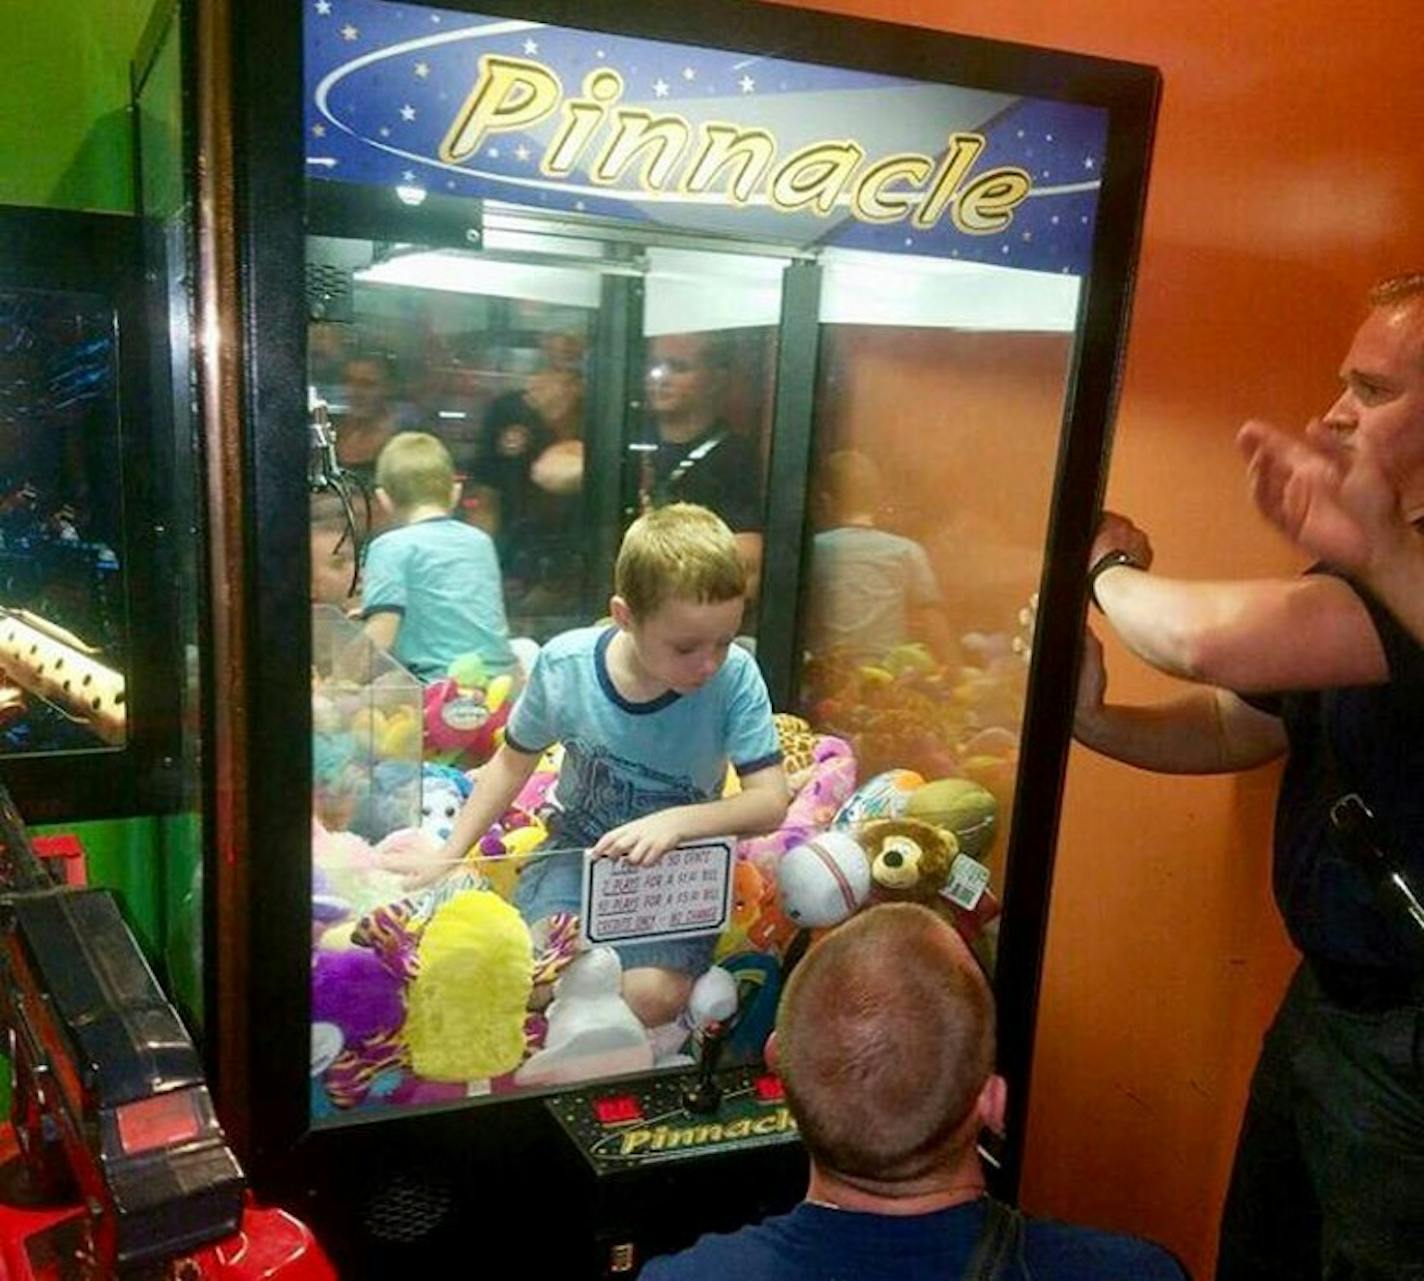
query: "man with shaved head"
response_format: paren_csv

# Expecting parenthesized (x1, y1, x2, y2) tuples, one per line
(643, 904, 1185, 1280)
(1077, 275, 1424, 1278)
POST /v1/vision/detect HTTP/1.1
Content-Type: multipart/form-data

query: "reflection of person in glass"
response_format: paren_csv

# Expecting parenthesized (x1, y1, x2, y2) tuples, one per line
(309, 491, 362, 613)
(469, 358, 585, 597)
(359, 432, 516, 682)
(805, 450, 952, 663)
(640, 332, 765, 590)
(332, 352, 404, 484)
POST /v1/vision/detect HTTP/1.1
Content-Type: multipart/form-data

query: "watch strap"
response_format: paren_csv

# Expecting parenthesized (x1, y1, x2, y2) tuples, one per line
(1088, 548, 1143, 610)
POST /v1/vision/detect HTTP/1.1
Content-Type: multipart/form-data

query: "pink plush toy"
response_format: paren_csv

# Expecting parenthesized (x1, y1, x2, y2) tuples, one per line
(736, 732, 858, 880)
(422, 656, 517, 770)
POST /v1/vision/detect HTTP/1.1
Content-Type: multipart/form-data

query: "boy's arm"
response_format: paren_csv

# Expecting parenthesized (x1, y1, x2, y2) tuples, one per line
(354, 532, 406, 660)
(593, 763, 790, 866)
(404, 742, 542, 888)
(331, 610, 399, 681)
(363, 611, 400, 653)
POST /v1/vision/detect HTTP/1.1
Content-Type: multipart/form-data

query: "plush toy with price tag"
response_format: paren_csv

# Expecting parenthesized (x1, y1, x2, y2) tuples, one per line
(859, 817, 1000, 945)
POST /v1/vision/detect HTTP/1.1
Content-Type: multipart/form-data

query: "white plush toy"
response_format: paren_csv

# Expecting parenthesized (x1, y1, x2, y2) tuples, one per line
(776, 831, 871, 929)
(687, 965, 739, 1029)
(514, 947, 654, 1088)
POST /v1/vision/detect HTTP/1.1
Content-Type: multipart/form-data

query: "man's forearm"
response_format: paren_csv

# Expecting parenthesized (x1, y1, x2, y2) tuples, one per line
(1092, 564, 1387, 691)
(1092, 565, 1256, 683)
(1074, 688, 1285, 774)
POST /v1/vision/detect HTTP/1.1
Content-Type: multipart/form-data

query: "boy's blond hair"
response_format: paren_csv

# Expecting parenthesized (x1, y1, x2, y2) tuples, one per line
(375, 431, 455, 512)
(616, 503, 746, 619)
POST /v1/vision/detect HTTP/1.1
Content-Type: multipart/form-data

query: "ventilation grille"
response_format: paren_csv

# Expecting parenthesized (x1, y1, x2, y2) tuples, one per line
(361, 1167, 454, 1244)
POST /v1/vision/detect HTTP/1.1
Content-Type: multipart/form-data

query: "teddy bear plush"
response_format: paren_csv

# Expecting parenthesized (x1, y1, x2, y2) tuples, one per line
(859, 817, 958, 905)
(859, 816, 1002, 951)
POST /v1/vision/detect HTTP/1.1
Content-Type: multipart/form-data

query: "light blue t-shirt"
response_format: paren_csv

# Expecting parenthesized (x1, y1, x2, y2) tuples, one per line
(360, 516, 515, 682)
(506, 626, 781, 848)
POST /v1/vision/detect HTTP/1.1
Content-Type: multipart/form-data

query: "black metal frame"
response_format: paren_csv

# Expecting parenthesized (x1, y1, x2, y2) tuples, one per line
(757, 260, 824, 707)
(219, 0, 1158, 1263)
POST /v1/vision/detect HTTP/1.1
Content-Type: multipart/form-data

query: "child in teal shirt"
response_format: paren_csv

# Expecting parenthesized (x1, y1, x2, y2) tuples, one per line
(360, 431, 516, 682)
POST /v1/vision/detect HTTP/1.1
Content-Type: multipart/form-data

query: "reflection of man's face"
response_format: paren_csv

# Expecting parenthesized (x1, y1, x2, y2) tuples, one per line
(311, 527, 357, 605)
(646, 334, 721, 426)
(344, 359, 388, 418)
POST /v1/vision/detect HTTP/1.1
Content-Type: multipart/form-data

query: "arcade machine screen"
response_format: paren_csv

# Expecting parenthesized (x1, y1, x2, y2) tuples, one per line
(296, 0, 1150, 1217)
(0, 289, 127, 756)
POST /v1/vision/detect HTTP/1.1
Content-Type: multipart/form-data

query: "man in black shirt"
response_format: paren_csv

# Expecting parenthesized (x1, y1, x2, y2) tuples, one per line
(1076, 274, 1424, 1279)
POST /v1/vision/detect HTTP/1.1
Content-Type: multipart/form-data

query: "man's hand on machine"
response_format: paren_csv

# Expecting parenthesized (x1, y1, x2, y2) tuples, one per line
(1091, 510, 1155, 570)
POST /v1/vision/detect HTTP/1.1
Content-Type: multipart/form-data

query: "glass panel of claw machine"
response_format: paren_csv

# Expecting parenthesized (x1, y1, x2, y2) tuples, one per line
(0, 288, 128, 756)
(305, 215, 788, 1115)
(797, 252, 1083, 976)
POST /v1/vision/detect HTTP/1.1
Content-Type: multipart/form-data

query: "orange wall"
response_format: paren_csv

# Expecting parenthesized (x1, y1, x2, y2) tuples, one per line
(772, 0, 1424, 1275)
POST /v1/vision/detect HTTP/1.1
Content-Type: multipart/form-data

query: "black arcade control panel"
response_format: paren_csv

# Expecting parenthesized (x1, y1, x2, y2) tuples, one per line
(548, 1068, 800, 1177)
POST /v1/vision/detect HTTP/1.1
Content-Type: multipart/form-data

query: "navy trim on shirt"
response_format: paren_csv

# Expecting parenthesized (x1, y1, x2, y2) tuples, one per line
(594, 627, 681, 715)
(358, 604, 405, 620)
(504, 729, 551, 756)
(735, 750, 783, 777)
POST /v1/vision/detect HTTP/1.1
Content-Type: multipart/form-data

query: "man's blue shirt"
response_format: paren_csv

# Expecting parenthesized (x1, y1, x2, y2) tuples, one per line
(640, 1200, 1186, 1281)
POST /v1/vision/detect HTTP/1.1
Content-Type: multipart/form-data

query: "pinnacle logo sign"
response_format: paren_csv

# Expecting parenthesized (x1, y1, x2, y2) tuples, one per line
(591, 1105, 799, 1165)
(305, 0, 1108, 274)
(441, 57, 1032, 235)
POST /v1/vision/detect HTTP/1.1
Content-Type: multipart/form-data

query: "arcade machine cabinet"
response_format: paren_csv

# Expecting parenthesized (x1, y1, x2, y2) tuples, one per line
(200, 1, 1158, 1275)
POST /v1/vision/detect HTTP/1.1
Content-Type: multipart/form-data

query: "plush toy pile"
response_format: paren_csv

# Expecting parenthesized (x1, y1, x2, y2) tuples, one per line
(801, 638, 1025, 813)
(310, 667, 1014, 1109)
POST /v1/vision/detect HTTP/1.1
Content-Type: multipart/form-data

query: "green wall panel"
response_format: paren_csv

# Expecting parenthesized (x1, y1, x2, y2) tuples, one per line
(0, 0, 160, 212)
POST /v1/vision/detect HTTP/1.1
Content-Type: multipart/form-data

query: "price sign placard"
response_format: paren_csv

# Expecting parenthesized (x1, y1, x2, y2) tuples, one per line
(581, 839, 734, 945)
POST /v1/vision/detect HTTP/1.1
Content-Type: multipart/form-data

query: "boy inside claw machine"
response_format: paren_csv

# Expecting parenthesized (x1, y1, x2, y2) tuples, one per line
(308, 485, 1015, 1114)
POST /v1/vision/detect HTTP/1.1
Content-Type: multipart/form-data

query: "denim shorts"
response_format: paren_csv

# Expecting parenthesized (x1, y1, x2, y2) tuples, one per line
(513, 847, 717, 977)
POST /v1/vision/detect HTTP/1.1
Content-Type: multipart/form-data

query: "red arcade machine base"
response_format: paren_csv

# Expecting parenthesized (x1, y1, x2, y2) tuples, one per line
(0, 1127, 334, 1281)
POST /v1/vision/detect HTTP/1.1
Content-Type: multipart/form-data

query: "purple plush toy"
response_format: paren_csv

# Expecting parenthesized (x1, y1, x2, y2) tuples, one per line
(312, 947, 405, 1044)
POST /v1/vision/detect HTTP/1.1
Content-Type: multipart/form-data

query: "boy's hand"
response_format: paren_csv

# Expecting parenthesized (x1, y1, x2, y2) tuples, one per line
(592, 811, 686, 866)
(399, 840, 461, 891)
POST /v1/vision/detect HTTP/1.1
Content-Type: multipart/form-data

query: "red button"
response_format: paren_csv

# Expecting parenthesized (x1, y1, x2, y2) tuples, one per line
(594, 1095, 643, 1125)
(33, 834, 84, 860)
(754, 1075, 784, 1102)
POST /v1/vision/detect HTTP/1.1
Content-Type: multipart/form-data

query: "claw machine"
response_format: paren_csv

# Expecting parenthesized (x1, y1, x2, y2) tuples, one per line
(194, 0, 1158, 1274)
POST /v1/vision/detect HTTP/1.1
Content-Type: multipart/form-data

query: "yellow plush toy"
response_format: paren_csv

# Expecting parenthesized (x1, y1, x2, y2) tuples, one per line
(403, 889, 533, 1081)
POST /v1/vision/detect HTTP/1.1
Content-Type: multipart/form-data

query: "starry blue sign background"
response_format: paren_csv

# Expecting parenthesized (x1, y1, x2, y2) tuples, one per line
(306, 0, 1108, 275)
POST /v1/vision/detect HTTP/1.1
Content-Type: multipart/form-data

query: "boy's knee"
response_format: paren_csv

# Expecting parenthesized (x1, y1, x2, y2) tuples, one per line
(622, 967, 694, 1027)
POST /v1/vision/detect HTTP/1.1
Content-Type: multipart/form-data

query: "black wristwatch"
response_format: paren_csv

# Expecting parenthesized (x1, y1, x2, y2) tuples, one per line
(1087, 549, 1143, 611)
